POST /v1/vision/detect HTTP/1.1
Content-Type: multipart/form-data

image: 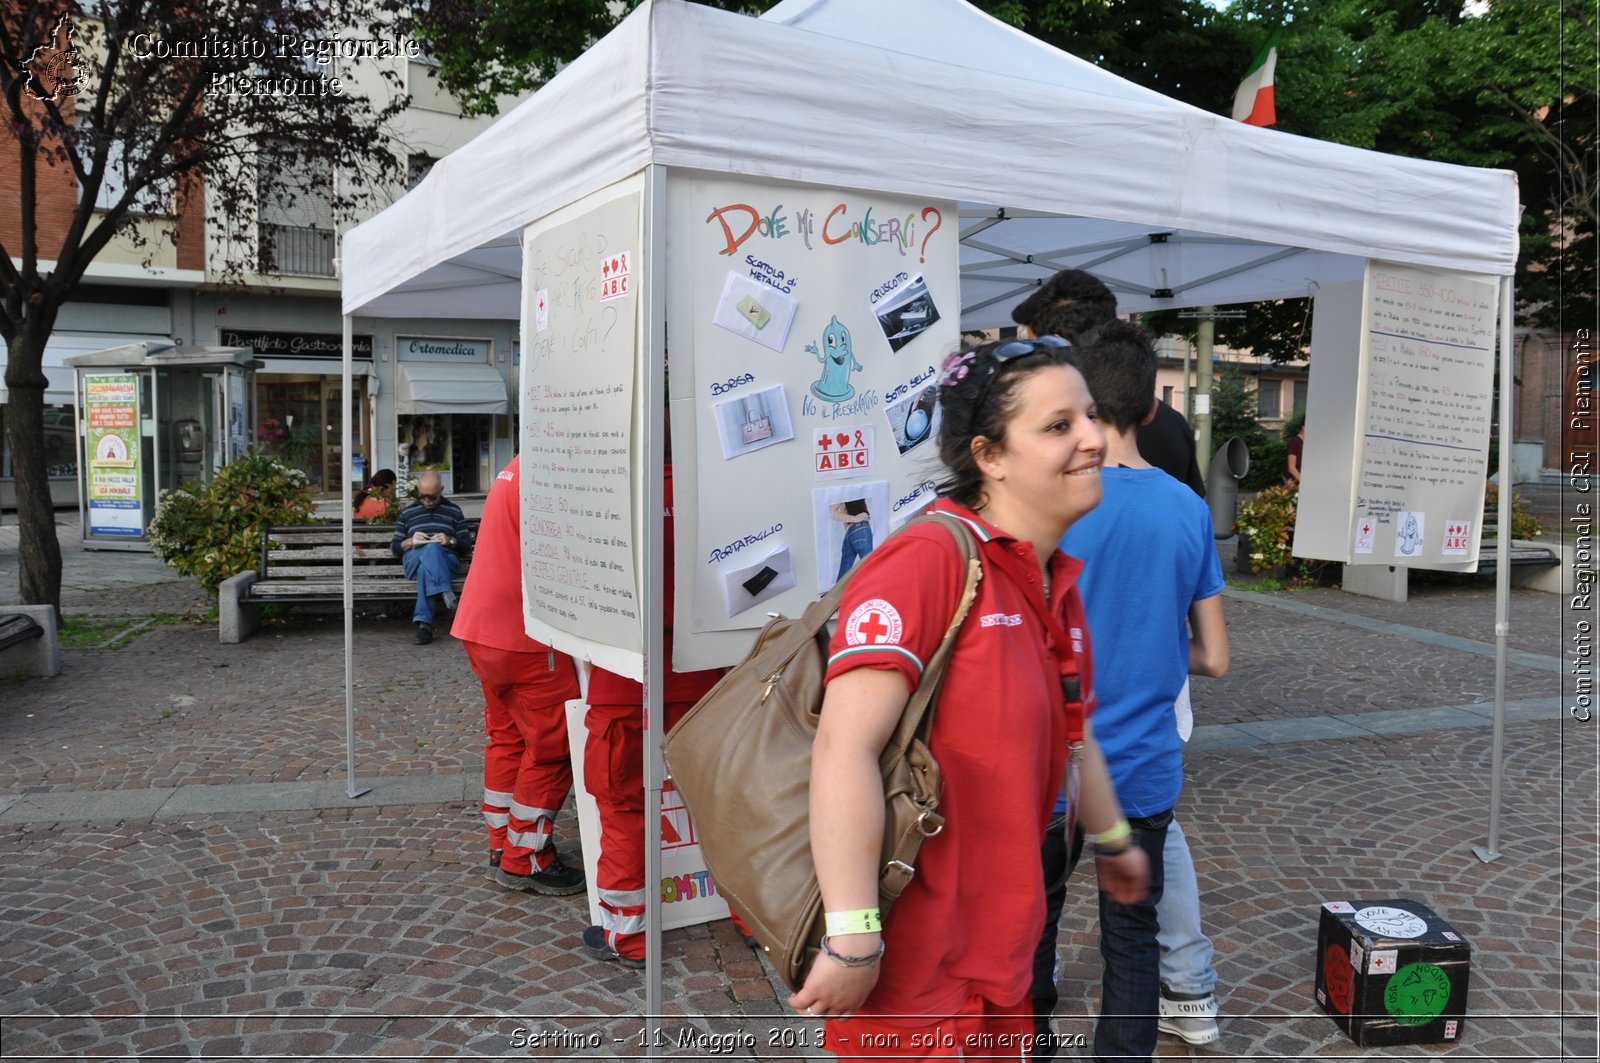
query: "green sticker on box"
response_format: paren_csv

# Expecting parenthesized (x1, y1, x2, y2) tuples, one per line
(1383, 962, 1451, 1026)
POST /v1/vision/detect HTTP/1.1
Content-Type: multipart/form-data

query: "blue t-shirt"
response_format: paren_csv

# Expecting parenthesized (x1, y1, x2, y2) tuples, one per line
(1061, 467, 1224, 816)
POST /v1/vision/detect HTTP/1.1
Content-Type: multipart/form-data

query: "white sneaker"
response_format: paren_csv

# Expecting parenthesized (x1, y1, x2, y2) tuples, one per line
(1158, 992, 1220, 1045)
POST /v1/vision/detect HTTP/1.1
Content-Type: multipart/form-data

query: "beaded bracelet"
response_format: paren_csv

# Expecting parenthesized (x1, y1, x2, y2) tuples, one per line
(820, 934, 885, 968)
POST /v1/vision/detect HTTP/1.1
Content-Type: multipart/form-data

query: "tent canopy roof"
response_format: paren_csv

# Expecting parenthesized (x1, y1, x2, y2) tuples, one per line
(342, 0, 1518, 324)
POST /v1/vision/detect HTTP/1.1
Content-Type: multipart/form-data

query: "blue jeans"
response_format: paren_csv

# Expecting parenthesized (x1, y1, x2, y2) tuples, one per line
(1032, 809, 1169, 1062)
(402, 542, 459, 624)
(1157, 818, 1217, 997)
(836, 522, 873, 581)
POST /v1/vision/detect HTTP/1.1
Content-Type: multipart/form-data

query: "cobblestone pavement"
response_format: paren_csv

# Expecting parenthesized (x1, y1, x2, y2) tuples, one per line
(0, 515, 1596, 1059)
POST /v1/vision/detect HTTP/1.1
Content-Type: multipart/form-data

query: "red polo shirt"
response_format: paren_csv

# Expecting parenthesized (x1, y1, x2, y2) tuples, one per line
(824, 498, 1094, 1019)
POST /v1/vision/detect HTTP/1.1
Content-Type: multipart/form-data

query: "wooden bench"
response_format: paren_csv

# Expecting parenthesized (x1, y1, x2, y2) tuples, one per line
(218, 521, 477, 643)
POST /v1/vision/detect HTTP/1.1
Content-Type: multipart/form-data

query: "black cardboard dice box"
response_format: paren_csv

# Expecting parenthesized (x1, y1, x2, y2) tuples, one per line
(1314, 899, 1471, 1048)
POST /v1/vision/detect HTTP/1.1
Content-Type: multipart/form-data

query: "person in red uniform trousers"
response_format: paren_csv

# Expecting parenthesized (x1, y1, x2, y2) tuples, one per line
(452, 455, 586, 895)
(582, 464, 722, 968)
(788, 338, 1148, 1060)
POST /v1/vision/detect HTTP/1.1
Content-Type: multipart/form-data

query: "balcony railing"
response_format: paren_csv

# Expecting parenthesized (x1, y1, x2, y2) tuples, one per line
(258, 223, 335, 277)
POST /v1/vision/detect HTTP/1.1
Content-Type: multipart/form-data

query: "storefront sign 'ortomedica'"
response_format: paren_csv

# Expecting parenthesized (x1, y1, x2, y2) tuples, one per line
(396, 335, 492, 362)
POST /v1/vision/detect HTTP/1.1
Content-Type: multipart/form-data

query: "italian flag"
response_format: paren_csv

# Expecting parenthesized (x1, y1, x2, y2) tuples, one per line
(1232, 28, 1281, 126)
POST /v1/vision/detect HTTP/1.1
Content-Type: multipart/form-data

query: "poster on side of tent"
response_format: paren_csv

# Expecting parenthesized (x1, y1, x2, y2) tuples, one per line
(1295, 262, 1498, 568)
(666, 174, 960, 670)
(520, 177, 645, 677)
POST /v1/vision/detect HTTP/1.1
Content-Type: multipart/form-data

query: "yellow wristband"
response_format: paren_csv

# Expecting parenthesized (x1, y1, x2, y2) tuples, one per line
(1086, 818, 1131, 846)
(824, 908, 882, 936)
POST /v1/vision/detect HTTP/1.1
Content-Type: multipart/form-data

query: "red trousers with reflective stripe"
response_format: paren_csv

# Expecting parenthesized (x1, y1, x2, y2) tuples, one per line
(464, 641, 577, 875)
(582, 699, 693, 961)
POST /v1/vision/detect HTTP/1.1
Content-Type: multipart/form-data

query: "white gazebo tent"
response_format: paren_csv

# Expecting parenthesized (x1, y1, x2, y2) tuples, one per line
(337, 0, 1521, 1021)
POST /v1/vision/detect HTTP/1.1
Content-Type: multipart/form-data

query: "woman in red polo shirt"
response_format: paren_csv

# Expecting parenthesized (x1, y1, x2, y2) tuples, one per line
(790, 338, 1149, 1060)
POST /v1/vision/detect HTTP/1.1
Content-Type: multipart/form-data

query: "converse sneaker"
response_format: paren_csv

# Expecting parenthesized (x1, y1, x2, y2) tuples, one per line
(582, 925, 645, 969)
(493, 852, 585, 896)
(1158, 990, 1220, 1045)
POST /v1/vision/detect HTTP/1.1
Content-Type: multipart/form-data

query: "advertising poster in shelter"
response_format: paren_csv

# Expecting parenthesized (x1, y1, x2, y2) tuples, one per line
(667, 175, 959, 669)
(1295, 261, 1498, 568)
(520, 180, 644, 676)
(83, 372, 144, 537)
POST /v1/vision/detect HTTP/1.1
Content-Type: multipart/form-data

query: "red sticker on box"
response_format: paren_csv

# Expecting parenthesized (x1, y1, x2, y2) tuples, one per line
(1324, 944, 1353, 1014)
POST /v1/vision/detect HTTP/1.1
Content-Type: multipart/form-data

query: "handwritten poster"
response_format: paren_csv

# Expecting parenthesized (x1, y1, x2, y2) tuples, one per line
(1295, 263, 1499, 568)
(666, 174, 959, 669)
(521, 181, 643, 675)
(1350, 263, 1498, 566)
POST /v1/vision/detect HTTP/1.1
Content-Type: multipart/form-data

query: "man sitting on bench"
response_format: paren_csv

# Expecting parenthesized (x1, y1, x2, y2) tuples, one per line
(391, 471, 474, 645)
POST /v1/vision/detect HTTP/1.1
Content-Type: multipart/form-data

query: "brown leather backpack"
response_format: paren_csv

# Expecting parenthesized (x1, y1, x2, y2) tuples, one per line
(661, 512, 981, 990)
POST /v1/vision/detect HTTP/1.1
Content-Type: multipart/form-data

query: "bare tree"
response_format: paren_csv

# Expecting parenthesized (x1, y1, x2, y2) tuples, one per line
(1, 1, 408, 614)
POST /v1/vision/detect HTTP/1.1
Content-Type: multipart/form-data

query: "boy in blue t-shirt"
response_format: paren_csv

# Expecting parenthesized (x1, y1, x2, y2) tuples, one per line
(1033, 320, 1229, 1062)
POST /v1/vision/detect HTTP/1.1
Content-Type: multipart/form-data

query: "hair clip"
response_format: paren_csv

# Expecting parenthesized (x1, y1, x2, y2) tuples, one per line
(939, 350, 978, 388)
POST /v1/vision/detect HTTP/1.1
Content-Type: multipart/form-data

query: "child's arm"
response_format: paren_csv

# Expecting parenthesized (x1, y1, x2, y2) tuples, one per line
(1188, 594, 1229, 677)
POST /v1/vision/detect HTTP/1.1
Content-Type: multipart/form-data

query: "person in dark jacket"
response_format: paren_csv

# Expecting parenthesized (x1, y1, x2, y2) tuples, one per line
(390, 470, 474, 644)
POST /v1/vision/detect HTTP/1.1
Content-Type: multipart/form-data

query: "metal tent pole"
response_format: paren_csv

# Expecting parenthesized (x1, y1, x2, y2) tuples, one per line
(1473, 277, 1514, 863)
(343, 312, 370, 801)
(641, 163, 668, 1051)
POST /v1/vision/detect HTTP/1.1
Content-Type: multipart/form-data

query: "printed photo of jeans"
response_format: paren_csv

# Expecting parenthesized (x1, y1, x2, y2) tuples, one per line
(836, 521, 874, 581)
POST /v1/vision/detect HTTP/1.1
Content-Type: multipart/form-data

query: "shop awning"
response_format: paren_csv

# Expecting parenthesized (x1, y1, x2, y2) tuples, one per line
(395, 362, 509, 414)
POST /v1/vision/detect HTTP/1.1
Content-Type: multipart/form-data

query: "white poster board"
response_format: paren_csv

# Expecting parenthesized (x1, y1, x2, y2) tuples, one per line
(521, 178, 646, 677)
(667, 175, 960, 669)
(565, 701, 730, 933)
(1294, 261, 1498, 567)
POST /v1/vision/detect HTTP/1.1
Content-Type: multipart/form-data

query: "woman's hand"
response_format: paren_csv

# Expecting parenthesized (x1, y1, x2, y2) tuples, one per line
(788, 937, 882, 1019)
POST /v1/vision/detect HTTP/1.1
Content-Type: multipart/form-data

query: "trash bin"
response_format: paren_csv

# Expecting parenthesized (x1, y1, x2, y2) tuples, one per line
(1207, 436, 1250, 538)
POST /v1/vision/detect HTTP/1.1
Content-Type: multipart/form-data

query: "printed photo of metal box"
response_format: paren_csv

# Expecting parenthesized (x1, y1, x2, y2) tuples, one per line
(1314, 898, 1471, 1048)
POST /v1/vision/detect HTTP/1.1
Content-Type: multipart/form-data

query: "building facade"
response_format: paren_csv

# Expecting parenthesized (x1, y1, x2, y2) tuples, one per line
(0, 16, 525, 506)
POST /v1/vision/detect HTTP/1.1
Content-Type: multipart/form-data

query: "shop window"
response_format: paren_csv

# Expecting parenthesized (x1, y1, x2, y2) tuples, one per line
(255, 375, 367, 496)
(396, 413, 492, 494)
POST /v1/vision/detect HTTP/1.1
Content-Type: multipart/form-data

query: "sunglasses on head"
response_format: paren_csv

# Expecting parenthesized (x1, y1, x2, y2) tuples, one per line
(969, 334, 1072, 432)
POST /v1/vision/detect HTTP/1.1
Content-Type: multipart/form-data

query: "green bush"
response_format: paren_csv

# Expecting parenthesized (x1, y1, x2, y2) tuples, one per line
(1236, 483, 1299, 571)
(148, 454, 317, 595)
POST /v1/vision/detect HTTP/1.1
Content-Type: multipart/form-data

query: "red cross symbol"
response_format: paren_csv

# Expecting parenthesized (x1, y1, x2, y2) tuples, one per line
(817, 433, 833, 450)
(857, 612, 891, 643)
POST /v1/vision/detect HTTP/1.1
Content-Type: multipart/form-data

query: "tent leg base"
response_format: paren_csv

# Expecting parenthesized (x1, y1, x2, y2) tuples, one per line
(347, 786, 372, 800)
(1471, 844, 1500, 864)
